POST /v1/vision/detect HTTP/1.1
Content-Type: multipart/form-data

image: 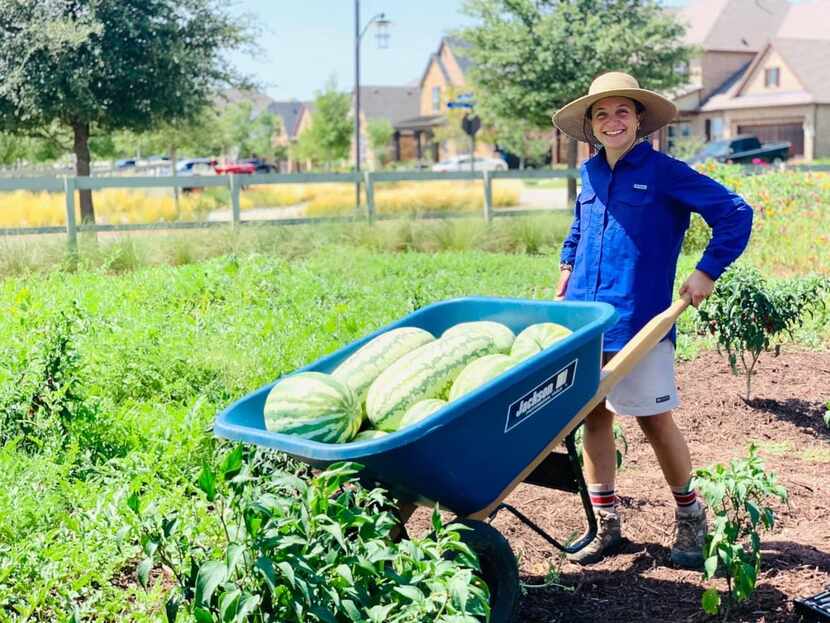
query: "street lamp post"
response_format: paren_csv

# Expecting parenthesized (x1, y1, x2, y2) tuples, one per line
(354, 0, 389, 213)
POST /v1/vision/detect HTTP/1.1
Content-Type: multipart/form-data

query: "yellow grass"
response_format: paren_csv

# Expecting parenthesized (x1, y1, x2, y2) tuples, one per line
(0, 181, 523, 227)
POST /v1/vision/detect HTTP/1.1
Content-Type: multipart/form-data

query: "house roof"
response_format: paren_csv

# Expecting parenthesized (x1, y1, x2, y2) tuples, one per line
(677, 0, 789, 51)
(393, 114, 447, 131)
(701, 37, 830, 111)
(443, 35, 474, 75)
(216, 89, 277, 118)
(267, 101, 306, 138)
(776, 0, 830, 39)
(355, 86, 420, 125)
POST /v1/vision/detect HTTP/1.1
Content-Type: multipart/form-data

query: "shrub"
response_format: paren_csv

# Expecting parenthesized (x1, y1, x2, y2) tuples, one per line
(130, 446, 491, 622)
(697, 265, 829, 400)
(692, 444, 788, 620)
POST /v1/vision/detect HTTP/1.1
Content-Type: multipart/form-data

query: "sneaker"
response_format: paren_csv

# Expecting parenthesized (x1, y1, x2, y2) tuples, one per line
(671, 506, 708, 569)
(568, 510, 622, 565)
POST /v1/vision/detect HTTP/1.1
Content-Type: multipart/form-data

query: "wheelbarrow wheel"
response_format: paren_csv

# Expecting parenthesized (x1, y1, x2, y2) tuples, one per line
(451, 519, 520, 623)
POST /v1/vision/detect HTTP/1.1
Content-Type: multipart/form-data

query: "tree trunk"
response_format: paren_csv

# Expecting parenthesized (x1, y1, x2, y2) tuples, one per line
(73, 120, 95, 224)
(566, 137, 578, 203)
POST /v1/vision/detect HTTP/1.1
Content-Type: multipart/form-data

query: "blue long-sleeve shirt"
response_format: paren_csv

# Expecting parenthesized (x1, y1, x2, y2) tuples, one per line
(560, 141, 753, 352)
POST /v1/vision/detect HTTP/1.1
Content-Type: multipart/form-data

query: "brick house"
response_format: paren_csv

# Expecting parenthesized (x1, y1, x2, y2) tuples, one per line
(664, 0, 830, 160)
(351, 85, 420, 169)
(394, 36, 498, 164)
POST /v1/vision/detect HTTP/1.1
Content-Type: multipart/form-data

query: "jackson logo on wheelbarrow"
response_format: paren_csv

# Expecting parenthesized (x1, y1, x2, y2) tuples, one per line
(505, 359, 578, 433)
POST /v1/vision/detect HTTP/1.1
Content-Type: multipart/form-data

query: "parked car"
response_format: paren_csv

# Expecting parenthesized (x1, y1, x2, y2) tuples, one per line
(214, 161, 257, 175)
(241, 158, 277, 174)
(175, 158, 218, 193)
(431, 154, 508, 172)
(686, 135, 790, 165)
(115, 158, 136, 170)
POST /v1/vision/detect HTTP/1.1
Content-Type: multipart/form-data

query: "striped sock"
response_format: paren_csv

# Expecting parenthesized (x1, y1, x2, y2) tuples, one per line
(588, 483, 617, 513)
(671, 480, 702, 515)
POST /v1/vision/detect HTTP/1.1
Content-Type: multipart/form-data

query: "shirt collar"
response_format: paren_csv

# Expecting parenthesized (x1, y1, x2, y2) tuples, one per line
(587, 140, 653, 175)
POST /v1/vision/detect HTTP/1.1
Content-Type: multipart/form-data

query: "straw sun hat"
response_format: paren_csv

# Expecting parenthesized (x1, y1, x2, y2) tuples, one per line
(552, 71, 678, 144)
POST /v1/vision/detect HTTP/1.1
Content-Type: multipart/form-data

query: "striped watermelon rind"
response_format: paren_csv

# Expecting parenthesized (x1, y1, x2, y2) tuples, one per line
(332, 326, 435, 403)
(510, 322, 572, 362)
(264, 371, 362, 443)
(352, 429, 388, 442)
(366, 333, 499, 431)
(441, 321, 515, 354)
(448, 353, 517, 402)
(398, 398, 447, 431)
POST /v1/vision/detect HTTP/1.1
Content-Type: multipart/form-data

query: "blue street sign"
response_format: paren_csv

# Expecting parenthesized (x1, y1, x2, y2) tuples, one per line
(447, 101, 474, 109)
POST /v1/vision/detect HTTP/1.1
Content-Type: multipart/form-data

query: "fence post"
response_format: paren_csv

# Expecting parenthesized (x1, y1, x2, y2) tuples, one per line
(64, 176, 77, 252)
(229, 175, 241, 228)
(482, 170, 493, 223)
(365, 171, 375, 224)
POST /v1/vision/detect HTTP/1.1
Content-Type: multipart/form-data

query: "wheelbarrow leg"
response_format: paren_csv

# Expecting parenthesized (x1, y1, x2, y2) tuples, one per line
(450, 519, 521, 623)
(492, 429, 598, 555)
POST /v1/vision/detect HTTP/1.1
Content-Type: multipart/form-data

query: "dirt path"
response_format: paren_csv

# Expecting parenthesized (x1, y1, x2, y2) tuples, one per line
(407, 349, 830, 622)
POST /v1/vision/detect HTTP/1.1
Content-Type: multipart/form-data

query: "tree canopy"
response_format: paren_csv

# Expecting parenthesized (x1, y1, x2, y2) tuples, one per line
(293, 79, 353, 169)
(460, 0, 695, 127)
(0, 0, 252, 222)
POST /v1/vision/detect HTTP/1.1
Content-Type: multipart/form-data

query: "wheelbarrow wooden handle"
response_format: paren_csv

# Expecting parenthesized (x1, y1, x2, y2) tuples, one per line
(468, 295, 692, 520)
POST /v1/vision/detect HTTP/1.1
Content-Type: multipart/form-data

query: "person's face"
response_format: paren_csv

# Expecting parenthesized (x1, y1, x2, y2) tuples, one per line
(590, 96, 641, 152)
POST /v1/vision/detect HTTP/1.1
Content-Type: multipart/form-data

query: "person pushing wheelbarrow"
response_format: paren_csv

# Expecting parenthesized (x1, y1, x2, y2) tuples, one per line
(552, 71, 754, 567)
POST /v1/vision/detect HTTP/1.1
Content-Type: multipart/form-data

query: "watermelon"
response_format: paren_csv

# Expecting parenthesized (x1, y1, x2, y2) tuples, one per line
(448, 354, 516, 401)
(366, 333, 499, 431)
(442, 321, 515, 353)
(263, 372, 362, 443)
(333, 326, 435, 403)
(352, 429, 388, 442)
(398, 398, 447, 430)
(510, 322, 572, 361)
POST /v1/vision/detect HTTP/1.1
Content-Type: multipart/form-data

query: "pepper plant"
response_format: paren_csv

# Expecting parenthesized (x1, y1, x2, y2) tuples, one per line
(697, 265, 828, 400)
(128, 444, 491, 622)
(692, 444, 788, 621)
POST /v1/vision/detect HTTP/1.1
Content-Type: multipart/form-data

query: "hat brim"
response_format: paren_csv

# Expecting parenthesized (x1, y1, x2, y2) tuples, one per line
(552, 88, 678, 143)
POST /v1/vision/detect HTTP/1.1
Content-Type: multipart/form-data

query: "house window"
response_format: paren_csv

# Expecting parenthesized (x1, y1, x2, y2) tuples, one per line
(666, 121, 692, 154)
(710, 117, 724, 140)
(764, 67, 780, 88)
(432, 86, 441, 112)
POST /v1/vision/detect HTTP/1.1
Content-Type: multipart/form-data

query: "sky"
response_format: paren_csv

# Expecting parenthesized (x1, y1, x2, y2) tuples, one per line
(227, 1, 476, 103)
(228, 0, 696, 103)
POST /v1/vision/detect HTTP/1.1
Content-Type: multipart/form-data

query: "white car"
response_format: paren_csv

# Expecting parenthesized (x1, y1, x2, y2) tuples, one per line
(431, 154, 508, 172)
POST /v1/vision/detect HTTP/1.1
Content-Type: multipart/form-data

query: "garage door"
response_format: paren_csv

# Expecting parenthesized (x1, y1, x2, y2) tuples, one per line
(737, 123, 804, 157)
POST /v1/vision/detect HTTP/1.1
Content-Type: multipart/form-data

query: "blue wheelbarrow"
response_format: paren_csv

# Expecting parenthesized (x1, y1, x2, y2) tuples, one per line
(214, 296, 690, 621)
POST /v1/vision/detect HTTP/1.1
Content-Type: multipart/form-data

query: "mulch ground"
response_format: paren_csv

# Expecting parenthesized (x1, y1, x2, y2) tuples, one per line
(407, 349, 830, 622)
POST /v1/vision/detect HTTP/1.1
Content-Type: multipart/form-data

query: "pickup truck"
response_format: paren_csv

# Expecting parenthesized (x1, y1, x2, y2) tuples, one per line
(687, 135, 790, 165)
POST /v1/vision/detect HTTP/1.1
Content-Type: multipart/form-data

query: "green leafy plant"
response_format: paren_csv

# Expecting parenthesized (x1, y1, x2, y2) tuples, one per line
(697, 265, 829, 400)
(129, 445, 490, 622)
(692, 444, 788, 620)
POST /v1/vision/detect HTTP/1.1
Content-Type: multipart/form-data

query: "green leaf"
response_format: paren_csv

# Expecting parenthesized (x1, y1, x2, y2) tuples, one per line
(221, 445, 244, 480)
(198, 464, 217, 502)
(127, 491, 141, 516)
(394, 584, 425, 603)
(164, 593, 181, 623)
(367, 604, 396, 623)
(276, 561, 296, 589)
(219, 588, 241, 621)
(702, 588, 721, 614)
(195, 560, 228, 606)
(137, 558, 153, 589)
(309, 604, 338, 623)
(703, 555, 719, 579)
(225, 543, 246, 577)
(235, 594, 260, 622)
(193, 606, 213, 623)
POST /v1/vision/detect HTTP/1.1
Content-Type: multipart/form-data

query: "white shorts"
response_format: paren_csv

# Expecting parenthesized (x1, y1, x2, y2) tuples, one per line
(605, 339, 680, 417)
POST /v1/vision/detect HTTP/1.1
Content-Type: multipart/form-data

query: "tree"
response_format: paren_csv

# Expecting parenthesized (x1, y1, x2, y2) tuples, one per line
(216, 101, 281, 160)
(366, 119, 394, 169)
(490, 117, 552, 169)
(293, 79, 352, 169)
(0, 0, 251, 223)
(460, 0, 695, 199)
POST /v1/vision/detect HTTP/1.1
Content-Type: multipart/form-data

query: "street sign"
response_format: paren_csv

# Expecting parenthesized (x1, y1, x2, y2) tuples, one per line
(462, 114, 481, 137)
(447, 101, 474, 109)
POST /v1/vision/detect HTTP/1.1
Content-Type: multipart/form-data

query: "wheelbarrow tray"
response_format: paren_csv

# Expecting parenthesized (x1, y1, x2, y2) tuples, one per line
(215, 296, 617, 517)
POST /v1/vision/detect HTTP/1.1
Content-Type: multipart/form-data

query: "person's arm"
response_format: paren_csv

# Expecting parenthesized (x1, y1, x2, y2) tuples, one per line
(665, 158, 753, 305)
(556, 196, 582, 300)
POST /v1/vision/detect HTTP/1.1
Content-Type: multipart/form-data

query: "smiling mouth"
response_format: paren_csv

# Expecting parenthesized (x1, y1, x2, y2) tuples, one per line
(604, 129, 625, 136)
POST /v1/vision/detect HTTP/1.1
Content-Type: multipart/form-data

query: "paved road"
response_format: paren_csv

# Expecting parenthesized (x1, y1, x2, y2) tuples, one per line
(207, 187, 572, 222)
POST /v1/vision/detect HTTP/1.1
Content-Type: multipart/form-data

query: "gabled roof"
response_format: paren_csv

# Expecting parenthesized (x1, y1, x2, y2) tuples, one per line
(217, 89, 276, 117)
(418, 36, 472, 88)
(267, 101, 306, 139)
(677, 0, 789, 51)
(701, 38, 830, 111)
(776, 0, 830, 40)
(355, 86, 420, 125)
